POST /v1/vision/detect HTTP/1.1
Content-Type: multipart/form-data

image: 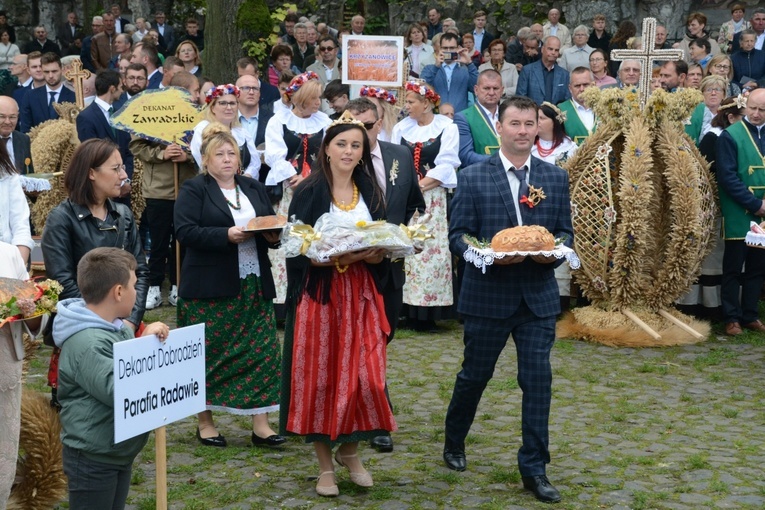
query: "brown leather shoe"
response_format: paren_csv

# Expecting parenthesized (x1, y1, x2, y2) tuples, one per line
(725, 322, 743, 336)
(743, 320, 765, 333)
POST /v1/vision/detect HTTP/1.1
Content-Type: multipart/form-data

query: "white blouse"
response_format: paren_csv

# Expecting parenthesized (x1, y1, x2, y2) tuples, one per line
(390, 115, 459, 188)
(190, 120, 261, 179)
(0, 174, 34, 251)
(531, 137, 578, 166)
(220, 186, 261, 279)
(330, 193, 373, 222)
(263, 109, 331, 185)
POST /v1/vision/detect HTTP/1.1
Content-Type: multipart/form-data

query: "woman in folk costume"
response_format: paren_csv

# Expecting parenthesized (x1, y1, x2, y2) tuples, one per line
(264, 71, 331, 308)
(281, 111, 395, 497)
(390, 81, 458, 331)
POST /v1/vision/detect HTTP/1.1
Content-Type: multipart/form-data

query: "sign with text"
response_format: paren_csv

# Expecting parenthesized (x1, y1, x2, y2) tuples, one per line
(342, 35, 404, 87)
(111, 86, 202, 149)
(113, 323, 206, 442)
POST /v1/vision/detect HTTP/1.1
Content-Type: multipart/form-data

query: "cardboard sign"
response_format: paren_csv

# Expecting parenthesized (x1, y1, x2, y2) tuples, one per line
(343, 35, 404, 87)
(113, 323, 206, 442)
(111, 87, 202, 148)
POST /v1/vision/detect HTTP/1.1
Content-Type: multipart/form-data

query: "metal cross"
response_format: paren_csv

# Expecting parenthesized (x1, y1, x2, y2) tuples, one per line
(64, 58, 91, 109)
(610, 17, 684, 109)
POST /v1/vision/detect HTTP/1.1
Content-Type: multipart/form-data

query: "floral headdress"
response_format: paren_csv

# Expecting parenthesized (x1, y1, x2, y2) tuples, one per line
(283, 71, 319, 101)
(719, 94, 747, 111)
(205, 84, 240, 105)
(360, 85, 397, 105)
(541, 101, 567, 124)
(404, 80, 440, 107)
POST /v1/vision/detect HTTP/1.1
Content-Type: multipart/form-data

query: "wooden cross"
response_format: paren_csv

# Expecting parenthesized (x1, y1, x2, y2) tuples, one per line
(64, 58, 91, 109)
(610, 17, 684, 109)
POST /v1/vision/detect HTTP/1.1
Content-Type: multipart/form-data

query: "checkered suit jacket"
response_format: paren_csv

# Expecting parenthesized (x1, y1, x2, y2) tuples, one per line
(449, 153, 573, 319)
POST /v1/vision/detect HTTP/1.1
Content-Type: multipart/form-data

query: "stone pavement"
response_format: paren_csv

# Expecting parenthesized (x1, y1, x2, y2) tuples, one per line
(29, 311, 765, 509)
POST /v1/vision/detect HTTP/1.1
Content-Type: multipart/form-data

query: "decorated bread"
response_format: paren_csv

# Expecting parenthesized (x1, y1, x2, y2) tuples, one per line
(491, 225, 555, 252)
(0, 277, 38, 304)
(246, 215, 287, 230)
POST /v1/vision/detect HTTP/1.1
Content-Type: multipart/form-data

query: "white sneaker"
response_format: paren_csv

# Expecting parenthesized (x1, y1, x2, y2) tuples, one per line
(145, 286, 162, 309)
(168, 285, 178, 306)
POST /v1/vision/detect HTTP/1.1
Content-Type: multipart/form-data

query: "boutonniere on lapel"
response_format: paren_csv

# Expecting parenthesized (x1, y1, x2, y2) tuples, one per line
(389, 159, 399, 186)
(520, 185, 546, 208)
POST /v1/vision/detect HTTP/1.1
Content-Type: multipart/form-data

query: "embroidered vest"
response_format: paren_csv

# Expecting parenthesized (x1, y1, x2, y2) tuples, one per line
(720, 121, 765, 239)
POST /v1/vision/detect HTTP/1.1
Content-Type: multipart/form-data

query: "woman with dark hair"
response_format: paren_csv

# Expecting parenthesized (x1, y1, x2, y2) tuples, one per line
(0, 28, 19, 70)
(608, 21, 636, 76)
(588, 48, 617, 88)
(281, 112, 395, 497)
(678, 12, 722, 63)
(531, 102, 577, 166)
(268, 44, 300, 87)
(677, 96, 746, 320)
(478, 39, 518, 97)
(175, 122, 284, 448)
(42, 139, 149, 407)
(689, 38, 713, 71)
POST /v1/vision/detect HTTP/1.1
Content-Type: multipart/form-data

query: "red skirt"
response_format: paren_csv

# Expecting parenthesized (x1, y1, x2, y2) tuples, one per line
(287, 263, 396, 440)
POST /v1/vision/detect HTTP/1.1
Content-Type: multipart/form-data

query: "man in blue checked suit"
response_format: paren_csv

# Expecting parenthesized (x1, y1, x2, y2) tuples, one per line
(443, 95, 572, 503)
(516, 36, 571, 105)
(421, 32, 479, 113)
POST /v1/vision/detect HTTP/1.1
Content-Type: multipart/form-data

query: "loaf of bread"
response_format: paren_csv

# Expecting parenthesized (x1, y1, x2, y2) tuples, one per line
(0, 277, 37, 305)
(246, 215, 287, 230)
(490, 225, 555, 252)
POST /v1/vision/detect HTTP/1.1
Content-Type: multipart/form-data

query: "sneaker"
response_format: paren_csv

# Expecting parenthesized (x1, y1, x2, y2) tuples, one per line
(145, 286, 162, 309)
(168, 285, 178, 306)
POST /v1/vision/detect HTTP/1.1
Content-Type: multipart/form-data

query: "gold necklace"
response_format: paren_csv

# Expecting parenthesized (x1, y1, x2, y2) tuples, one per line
(333, 183, 359, 211)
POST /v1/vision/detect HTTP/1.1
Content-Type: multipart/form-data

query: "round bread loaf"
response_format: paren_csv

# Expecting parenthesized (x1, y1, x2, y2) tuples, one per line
(0, 277, 37, 305)
(490, 225, 555, 252)
(247, 215, 287, 230)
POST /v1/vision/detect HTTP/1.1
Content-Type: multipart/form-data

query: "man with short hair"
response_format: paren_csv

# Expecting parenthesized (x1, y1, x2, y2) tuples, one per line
(131, 43, 162, 89)
(509, 33, 541, 72)
(733, 7, 765, 53)
(23, 26, 61, 56)
(237, 56, 281, 110)
(454, 69, 504, 167)
(322, 79, 349, 119)
(659, 60, 687, 92)
(543, 8, 571, 48)
(171, 18, 204, 53)
(421, 32, 479, 112)
(558, 67, 596, 145)
(154, 11, 175, 53)
(160, 56, 184, 88)
(81, 16, 103, 73)
(427, 8, 443, 40)
(10, 55, 31, 105)
(655, 24, 670, 50)
(111, 3, 131, 34)
(109, 33, 133, 70)
(91, 12, 117, 71)
(472, 10, 495, 54)
(0, 96, 33, 174)
(443, 95, 571, 505)
(588, 14, 610, 53)
(290, 22, 313, 71)
(559, 25, 594, 72)
(351, 15, 365, 35)
(732, 29, 765, 86)
(505, 27, 530, 65)
(306, 24, 318, 46)
(113, 62, 147, 110)
(716, 88, 765, 336)
(345, 97, 425, 454)
(58, 12, 83, 55)
(442, 18, 457, 33)
(617, 59, 641, 87)
(280, 12, 298, 45)
(19, 53, 75, 133)
(516, 36, 570, 105)
(236, 73, 272, 153)
(307, 35, 340, 114)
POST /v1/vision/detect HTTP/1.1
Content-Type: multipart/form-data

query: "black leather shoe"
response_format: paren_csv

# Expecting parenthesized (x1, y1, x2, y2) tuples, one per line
(251, 432, 287, 447)
(196, 428, 227, 447)
(443, 449, 466, 471)
(522, 475, 561, 503)
(370, 435, 394, 452)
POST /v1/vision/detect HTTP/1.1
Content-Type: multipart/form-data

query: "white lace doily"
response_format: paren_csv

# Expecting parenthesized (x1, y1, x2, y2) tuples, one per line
(463, 244, 581, 274)
(311, 241, 414, 263)
(745, 232, 765, 249)
(19, 176, 52, 192)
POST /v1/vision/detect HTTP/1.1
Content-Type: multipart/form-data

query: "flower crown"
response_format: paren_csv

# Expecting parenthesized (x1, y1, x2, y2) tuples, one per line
(284, 71, 319, 100)
(360, 85, 397, 105)
(404, 81, 440, 107)
(541, 101, 567, 124)
(205, 84, 240, 105)
(720, 94, 747, 111)
(329, 109, 366, 129)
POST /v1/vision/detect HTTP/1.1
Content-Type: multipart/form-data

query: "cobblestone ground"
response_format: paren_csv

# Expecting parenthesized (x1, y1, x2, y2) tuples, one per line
(25, 305, 765, 510)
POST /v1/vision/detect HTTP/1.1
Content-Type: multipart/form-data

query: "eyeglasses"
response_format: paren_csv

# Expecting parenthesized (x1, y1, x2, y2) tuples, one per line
(97, 163, 126, 174)
(239, 86, 260, 93)
(0, 115, 18, 122)
(589, 57, 604, 62)
(217, 101, 237, 108)
(126, 75, 147, 82)
(714, 64, 731, 70)
(704, 87, 724, 93)
(319, 46, 336, 52)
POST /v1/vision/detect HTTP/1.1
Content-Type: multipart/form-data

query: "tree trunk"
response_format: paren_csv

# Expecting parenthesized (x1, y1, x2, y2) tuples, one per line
(202, 0, 246, 84)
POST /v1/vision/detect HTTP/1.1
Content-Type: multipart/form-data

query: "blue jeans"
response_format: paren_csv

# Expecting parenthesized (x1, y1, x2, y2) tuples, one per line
(62, 445, 133, 510)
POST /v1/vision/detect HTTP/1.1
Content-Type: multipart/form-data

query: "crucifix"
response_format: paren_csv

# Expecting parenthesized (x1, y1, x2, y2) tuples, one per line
(63, 58, 91, 109)
(610, 17, 684, 109)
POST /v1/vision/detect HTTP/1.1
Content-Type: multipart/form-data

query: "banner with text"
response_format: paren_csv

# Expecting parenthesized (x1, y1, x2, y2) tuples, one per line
(342, 35, 404, 87)
(113, 323, 206, 442)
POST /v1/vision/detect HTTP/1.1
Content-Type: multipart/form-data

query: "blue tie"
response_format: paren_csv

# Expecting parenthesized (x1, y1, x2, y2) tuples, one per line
(48, 91, 57, 117)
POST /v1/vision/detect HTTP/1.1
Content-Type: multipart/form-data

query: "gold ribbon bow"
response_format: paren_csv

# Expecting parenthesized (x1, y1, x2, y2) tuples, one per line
(289, 224, 322, 255)
(400, 223, 434, 242)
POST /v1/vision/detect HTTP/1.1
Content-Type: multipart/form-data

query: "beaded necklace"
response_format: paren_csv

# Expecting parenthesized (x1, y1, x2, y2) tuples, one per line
(222, 185, 242, 210)
(333, 183, 359, 211)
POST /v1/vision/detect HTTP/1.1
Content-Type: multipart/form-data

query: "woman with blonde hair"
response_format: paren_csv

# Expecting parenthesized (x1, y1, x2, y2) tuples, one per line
(390, 82, 458, 331)
(358, 85, 399, 142)
(706, 54, 741, 96)
(190, 84, 260, 179)
(685, 74, 729, 145)
(175, 40, 202, 77)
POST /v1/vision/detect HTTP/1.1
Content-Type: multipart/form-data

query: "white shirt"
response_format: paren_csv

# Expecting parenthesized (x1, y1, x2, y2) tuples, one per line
(476, 101, 499, 134)
(498, 150, 532, 226)
(390, 115, 459, 188)
(3, 133, 14, 167)
(220, 187, 261, 279)
(263, 109, 331, 185)
(757, 32, 765, 50)
(45, 84, 64, 103)
(94, 96, 113, 123)
(572, 98, 595, 131)
(191, 120, 261, 179)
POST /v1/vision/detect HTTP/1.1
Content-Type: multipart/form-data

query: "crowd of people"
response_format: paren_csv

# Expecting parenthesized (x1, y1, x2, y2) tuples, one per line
(2, 4, 765, 508)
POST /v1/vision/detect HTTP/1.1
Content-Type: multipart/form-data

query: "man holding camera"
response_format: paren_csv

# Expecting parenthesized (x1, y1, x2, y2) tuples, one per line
(421, 32, 478, 112)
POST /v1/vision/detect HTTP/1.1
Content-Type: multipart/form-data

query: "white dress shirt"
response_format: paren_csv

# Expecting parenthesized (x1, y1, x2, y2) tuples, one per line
(498, 150, 532, 226)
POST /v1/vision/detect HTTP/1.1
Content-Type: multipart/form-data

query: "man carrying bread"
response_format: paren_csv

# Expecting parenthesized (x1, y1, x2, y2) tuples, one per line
(442, 95, 573, 504)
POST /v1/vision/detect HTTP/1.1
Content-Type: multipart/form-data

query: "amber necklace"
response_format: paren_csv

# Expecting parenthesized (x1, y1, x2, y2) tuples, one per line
(333, 182, 359, 211)
(223, 185, 241, 210)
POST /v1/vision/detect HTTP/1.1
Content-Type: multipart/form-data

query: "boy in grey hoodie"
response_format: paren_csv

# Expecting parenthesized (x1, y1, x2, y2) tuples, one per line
(54, 247, 169, 510)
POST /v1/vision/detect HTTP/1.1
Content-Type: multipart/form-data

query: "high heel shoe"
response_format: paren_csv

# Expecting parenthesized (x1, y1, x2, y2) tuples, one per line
(334, 452, 374, 487)
(196, 428, 227, 447)
(315, 471, 339, 497)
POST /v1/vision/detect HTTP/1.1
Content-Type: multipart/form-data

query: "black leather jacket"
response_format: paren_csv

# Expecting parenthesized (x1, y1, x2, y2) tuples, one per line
(41, 198, 149, 326)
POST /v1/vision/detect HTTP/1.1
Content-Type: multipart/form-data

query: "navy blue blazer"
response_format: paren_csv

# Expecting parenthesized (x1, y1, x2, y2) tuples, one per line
(20, 86, 76, 133)
(12, 84, 29, 109)
(516, 61, 571, 105)
(421, 62, 478, 113)
(75, 101, 134, 179)
(147, 70, 163, 90)
(449, 153, 574, 319)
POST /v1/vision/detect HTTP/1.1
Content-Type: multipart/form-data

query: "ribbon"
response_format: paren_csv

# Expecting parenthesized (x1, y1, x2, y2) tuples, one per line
(400, 223, 434, 242)
(289, 224, 322, 255)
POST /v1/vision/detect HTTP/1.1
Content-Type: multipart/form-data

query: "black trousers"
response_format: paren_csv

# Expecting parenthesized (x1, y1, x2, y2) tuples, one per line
(721, 239, 765, 324)
(145, 198, 180, 286)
